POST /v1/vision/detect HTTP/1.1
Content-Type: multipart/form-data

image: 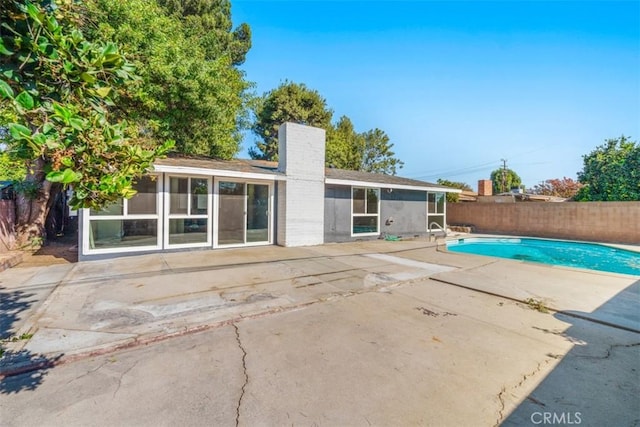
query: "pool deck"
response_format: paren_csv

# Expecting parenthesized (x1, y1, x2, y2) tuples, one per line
(1, 237, 638, 425)
(2, 235, 637, 361)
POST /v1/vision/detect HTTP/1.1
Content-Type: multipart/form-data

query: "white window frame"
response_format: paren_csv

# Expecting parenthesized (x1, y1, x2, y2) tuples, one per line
(83, 174, 162, 255)
(427, 191, 446, 231)
(164, 174, 212, 248)
(213, 178, 274, 248)
(351, 186, 380, 237)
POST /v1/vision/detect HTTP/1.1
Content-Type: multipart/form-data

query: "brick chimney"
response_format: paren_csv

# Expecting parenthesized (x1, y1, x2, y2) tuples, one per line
(478, 179, 493, 196)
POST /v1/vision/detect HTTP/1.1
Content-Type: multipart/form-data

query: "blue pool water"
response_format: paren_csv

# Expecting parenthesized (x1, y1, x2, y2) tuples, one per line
(446, 237, 640, 276)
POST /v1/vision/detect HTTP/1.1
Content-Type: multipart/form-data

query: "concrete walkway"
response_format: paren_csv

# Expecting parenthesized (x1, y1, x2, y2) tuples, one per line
(1, 239, 638, 366)
(1, 238, 638, 425)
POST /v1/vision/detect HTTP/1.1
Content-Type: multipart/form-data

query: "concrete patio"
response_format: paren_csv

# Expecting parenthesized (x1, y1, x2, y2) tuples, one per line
(1, 238, 638, 426)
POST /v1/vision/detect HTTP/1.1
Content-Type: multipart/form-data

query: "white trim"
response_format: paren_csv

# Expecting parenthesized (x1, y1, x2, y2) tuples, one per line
(326, 178, 462, 193)
(164, 175, 212, 249)
(82, 174, 162, 255)
(214, 178, 274, 248)
(153, 164, 285, 181)
(351, 187, 381, 237)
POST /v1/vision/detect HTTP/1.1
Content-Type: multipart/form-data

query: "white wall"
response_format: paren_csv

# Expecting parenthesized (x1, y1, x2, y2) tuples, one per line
(277, 123, 326, 247)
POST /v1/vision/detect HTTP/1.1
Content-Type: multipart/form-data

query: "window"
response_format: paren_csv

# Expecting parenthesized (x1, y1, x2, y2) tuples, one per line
(87, 176, 160, 251)
(166, 176, 210, 246)
(427, 192, 446, 230)
(352, 187, 379, 235)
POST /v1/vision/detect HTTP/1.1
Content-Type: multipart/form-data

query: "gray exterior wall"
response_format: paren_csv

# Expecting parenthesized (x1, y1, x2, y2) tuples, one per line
(324, 185, 429, 242)
(380, 188, 428, 238)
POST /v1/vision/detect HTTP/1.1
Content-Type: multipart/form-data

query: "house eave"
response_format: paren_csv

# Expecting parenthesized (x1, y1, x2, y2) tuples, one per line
(324, 178, 462, 193)
(152, 164, 286, 181)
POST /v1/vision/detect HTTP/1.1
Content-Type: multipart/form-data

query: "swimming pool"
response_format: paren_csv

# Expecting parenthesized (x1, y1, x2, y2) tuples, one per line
(446, 237, 640, 276)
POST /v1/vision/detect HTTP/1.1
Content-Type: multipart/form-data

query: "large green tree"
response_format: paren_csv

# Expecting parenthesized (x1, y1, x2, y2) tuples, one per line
(359, 128, 403, 175)
(251, 82, 403, 174)
(85, 0, 252, 158)
(575, 136, 639, 201)
(250, 81, 333, 160)
(490, 168, 522, 194)
(0, 0, 171, 247)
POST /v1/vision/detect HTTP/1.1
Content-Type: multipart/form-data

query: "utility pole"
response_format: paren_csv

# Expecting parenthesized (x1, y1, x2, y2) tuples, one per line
(500, 158, 507, 193)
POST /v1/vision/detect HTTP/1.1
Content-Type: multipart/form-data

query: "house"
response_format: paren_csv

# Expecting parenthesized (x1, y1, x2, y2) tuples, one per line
(78, 123, 460, 260)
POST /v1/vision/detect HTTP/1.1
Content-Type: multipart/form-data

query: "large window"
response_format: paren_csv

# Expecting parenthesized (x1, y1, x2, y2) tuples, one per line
(166, 176, 210, 246)
(427, 192, 446, 230)
(87, 176, 160, 251)
(352, 187, 379, 235)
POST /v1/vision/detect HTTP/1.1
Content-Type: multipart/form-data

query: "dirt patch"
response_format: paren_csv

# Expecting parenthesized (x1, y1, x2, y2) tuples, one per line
(15, 235, 78, 267)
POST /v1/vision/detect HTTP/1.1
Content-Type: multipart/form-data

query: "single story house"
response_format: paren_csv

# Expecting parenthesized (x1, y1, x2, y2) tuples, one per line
(79, 123, 460, 260)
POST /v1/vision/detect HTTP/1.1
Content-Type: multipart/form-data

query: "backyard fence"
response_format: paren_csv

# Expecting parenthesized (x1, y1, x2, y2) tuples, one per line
(0, 199, 15, 252)
(447, 201, 640, 245)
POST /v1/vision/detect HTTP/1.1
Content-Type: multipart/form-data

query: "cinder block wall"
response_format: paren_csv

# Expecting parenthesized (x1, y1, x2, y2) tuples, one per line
(0, 200, 16, 252)
(277, 122, 326, 247)
(447, 202, 640, 244)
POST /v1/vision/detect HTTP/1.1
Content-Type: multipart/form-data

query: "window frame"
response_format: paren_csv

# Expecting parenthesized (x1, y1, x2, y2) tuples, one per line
(164, 174, 212, 248)
(213, 178, 274, 248)
(351, 186, 380, 237)
(427, 191, 446, 231)
(83, 174, 162, 255)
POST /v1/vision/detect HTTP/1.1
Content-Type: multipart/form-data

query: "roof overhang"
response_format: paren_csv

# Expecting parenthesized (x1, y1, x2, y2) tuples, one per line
(152, 164, 286, 181)
(325, 178, 462, 193)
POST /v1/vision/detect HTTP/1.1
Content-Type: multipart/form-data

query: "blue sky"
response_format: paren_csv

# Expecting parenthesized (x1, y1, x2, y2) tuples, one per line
(232, 1, 640, 189)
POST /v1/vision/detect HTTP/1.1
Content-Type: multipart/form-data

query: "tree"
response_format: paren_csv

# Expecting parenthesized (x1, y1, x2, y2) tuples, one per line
(85, 0, 252, 158)
(359, 128, 403, 175)
(532, 177, 584, 199)
(0, 0, 171, 247)
(490, 168, 522, 194)
(326, 117, 403, 175)
(325, 115, 362, 170)
(251, 82, 404, 174)
(0, 151, 26, 181)
(436, 179, 472, 202)
(575, 136, 639, 201)
(250, 81, 333, 160)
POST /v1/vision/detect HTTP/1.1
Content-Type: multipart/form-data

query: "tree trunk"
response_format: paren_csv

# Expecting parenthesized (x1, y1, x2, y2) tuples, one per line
(14, 158, 53, 249)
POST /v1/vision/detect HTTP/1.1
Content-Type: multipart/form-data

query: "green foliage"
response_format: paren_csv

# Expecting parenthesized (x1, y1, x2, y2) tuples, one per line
(250, 81, 333, 160)
(326, 117, 403, 175)
(0, 0, 172, 209)
(252, 82, 403, 174)
(575, 136, 639, 201)
(359, 128, 403, 175)
(86, 0, 252, 159)
(0, 151, 26, 181)
(436, 179, 472, 202)
(490, 168, 522, 194)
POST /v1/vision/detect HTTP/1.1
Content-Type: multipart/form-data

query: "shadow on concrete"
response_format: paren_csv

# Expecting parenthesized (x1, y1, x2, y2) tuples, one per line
(0, 286, 63, 394)
(502, 280, 640, 426)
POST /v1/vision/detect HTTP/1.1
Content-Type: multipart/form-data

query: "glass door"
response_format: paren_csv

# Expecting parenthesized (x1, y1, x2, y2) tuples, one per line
(246, 184, 269, 243)
(217, 181, 271, 246)
(218, 181, 245, 245)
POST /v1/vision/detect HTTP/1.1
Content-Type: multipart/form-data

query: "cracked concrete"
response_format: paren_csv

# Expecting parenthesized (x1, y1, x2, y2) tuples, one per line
(1, 239, 638, 425)
(233, 323, 248, 427)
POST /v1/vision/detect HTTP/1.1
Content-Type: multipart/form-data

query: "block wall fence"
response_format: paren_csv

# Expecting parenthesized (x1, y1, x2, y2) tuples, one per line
(0, 200, 15, 252)
(447, 202, 640, 245)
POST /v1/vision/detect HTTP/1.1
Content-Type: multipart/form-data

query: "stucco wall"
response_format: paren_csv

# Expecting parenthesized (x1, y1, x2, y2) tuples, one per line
(380, 189, 428, 238)
(324, 185, 429, 242)
(0, 199, 15, 252)
(447, 202, 640, 244)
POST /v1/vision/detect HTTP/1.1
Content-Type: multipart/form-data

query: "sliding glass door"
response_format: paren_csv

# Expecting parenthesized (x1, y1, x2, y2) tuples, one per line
(217, 181, 271, 246)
